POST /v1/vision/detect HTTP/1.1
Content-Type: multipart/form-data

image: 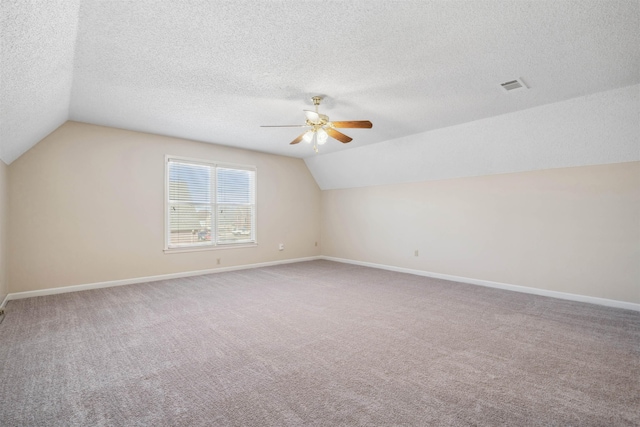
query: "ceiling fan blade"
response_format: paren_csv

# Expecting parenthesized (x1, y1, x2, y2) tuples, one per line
(331, 120, 373, 129)
(289, 133, 306, 145)
(326, 128, 353, 143)
(304, 110, 321, 124)
(260, 125, 307, 127)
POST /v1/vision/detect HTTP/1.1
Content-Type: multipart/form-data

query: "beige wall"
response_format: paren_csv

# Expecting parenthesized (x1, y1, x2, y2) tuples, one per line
(8, 121, 321, 293)
(0, 160, 7, 302)
(321, 162, 640, 304)
(6, 120, 639, 305)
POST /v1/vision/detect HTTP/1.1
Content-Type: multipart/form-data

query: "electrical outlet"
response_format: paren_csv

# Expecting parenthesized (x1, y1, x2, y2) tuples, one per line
(278, 243, 284, 251)
(414, 250, 419, 257)
(315, 241, 318, 247)
(216, 258, 221, 265)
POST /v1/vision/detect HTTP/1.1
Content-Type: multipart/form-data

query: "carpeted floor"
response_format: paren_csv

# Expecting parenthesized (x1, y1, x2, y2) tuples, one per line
(0, 260, 638, 426)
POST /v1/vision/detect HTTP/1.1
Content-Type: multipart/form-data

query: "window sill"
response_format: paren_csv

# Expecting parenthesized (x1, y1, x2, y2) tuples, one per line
(164, 243, 258, 254)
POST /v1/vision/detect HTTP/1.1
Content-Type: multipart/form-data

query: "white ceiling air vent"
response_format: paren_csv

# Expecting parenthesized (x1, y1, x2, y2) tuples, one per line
(500, 78, 528, 92)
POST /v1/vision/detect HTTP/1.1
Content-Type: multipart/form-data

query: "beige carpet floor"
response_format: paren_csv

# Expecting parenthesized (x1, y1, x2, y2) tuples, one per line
(0, 260, 638, 426)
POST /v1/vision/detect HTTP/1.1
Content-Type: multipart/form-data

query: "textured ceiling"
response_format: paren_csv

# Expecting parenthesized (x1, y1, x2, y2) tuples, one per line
(1, 0, 639, 164)
(0, 0, 80, 163)
(306, 85, 639, 190)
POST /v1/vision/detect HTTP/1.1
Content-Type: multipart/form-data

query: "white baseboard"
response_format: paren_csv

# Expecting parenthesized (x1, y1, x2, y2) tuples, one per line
(5, 256, 321, 303)
(4, 255, 638, 313)
(321, 256, 640, 312)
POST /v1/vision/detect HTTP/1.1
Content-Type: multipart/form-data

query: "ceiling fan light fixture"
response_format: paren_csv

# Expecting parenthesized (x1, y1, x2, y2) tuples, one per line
(317, 128, 328, 145)
(302, 130, 314, 143)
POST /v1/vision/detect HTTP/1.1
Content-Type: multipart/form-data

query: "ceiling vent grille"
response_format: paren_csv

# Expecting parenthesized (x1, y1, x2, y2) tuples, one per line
(500, 78, 528, 92)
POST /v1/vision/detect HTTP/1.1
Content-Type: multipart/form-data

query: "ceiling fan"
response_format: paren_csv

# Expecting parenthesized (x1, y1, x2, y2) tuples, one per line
(261, 96, 373, 153)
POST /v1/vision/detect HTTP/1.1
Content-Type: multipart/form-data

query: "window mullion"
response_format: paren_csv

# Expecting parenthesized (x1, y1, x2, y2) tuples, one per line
(211, 165, 217, 246)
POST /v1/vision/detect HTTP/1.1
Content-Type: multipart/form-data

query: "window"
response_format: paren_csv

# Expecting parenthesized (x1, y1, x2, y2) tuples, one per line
(165, 156, 256, 250)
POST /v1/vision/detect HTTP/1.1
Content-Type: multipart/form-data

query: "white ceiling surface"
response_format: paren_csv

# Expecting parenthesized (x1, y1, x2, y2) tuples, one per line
(0, 0, 81, 164)
(307, 84, 640, 190)
(1, 1, 639, 166)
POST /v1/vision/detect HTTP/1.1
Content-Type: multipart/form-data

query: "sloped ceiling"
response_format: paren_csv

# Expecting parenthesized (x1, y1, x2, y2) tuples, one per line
(1, 0, 81, 163)
(307, 85, 639, 190)
(1, 0, 639, 165)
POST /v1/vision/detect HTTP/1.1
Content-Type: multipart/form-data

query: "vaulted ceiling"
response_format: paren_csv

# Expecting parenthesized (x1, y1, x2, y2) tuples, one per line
(1, 0, 639, 165)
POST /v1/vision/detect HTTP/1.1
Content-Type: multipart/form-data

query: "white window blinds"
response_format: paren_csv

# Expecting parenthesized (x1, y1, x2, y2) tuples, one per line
(167, 158, 256, 249)
(216, 167, 256, 244)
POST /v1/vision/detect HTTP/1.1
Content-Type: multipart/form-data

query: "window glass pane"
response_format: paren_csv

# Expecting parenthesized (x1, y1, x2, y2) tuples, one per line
(216, 167, 255, 244)
(217, 205, 254, 244)
(169, 162, 211, 203)
(168, 204, 212, 246)
(217, 168, 255, 204)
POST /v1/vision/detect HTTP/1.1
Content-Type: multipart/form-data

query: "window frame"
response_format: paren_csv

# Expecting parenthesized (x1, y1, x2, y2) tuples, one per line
(164, 155, 257, 253)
